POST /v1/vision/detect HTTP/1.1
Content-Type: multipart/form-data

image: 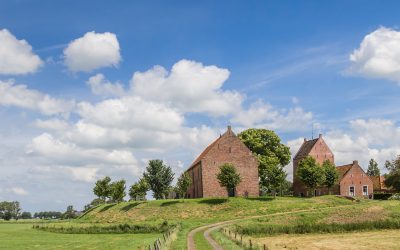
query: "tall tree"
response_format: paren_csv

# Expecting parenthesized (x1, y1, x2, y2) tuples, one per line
(322, 160, 338, 194)
(297, 156, 325, 196)
(385, 155, 400, 192)
(62, 205, 77, 219)
(93, 176, 112, 203)
(367, 159, 380, 176)
(143, 160, 175, 199)
(216, 164, 242, 197)
(110, 179, 126, 203)
(175, 172, 192, 199)
(21, 212, 32, 219)
(129, 178, 149, 201)
(238, 129, 290, 194)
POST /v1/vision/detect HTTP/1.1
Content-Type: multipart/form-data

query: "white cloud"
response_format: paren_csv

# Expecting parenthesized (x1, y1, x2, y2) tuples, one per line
(231, 100, 313, 132)
(0, 29, 43, 75)
(0, 80, 75, 116)
(131, 59, 243, 116)
(34, 118, 70, 131)
(11, 187, 28, 196)
(349, 27, 400, 83)
(67, 167, 98, 183)
(87, 73, 125, 97)
(77, 97, 183, 132)
(63, 31, 121, 72)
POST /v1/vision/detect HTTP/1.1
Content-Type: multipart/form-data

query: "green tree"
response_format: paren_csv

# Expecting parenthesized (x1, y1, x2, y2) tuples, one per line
(367, 158, 380, 176)
(175, 172, 192, 199)
(62, 205, 76, 219)
(216, 163, 242, 197)
(110, 179, 126, 203)
(322, 160, 338, 194)
(297, 156, 325, 196)
(20, 211, 32, 219)
(238, 129, 290, 194)
(129, 178, 149, 201)
(93, 176, 112, 203)
(385, 155, 400, 192)
(143, 160, 175, 199)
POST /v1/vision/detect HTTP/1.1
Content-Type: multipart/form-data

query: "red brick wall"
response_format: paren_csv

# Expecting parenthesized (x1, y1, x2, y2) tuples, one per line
(186, 163, 203, 198)
(340, 162, 373, 197)
(188, 128, 259, 198)
(293, 137, 334, 197)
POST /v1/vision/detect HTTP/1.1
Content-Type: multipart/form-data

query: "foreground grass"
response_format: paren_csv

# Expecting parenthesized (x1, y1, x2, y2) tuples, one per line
(254, 230, 400, 250)
(0, 223, 160, 249)
(81, 195, 354, 249)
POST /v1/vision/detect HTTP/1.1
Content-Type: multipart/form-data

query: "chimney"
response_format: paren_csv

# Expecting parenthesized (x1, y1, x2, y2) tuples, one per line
(353, 160, 358, 165)
(304, 138, 307, 142)
(227, 125, 232, 133)
(319, 134, 322, 139)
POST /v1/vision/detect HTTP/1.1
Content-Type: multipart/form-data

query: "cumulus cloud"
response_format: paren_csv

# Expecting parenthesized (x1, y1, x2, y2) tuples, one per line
(231, 100, 313, 132)
(10, 187, 29, 196)
(63, 31, 121, 72)
(34, 118, 70, 131)
(0, 80, 75, 116)
(87, 74, 125, 97)
(131, 59, 243, 116)
(0, 29, 43, 75)
(349, 27, 400, 83)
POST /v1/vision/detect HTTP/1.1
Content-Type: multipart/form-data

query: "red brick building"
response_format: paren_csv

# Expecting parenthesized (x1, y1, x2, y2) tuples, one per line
(293, 134, 373, 197)
(185, 126, 259, 198)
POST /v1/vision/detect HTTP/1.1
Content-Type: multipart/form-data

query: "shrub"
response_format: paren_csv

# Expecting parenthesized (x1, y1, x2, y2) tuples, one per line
(374, 193, 393, 200)
(389, 193, 400, 200)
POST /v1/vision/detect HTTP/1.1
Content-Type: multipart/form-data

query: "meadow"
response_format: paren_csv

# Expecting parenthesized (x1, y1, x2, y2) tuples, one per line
(1, 196, 399, 249)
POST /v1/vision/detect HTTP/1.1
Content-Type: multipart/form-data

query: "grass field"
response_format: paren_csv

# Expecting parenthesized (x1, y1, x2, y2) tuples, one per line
(253, 230, 400, 250)
(2, 196, 397, 249)
(0, 223, 160, 249)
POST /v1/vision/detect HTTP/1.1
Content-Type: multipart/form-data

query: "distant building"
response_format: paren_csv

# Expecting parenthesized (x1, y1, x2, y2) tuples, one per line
(293, 134, 373, 198)
(185, 126, 259, 198)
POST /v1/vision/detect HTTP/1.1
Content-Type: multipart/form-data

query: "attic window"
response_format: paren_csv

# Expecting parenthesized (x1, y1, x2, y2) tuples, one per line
(229, 147, 232, 153)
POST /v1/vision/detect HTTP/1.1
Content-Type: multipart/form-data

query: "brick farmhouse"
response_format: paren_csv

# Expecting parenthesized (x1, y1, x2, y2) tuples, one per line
(185, 126, 259, 198)
(293, 134, 373, 197)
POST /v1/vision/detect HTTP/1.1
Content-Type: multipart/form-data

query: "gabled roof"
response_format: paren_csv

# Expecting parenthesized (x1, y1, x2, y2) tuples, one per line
(370, 175, 387, 191)
(188, 136, 222, 169)
(293, 138, 318, 160)
(336, 164, 353, 180)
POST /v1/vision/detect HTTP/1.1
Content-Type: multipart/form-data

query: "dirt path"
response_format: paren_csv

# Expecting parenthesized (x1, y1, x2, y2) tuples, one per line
(187, 205, 353, 250)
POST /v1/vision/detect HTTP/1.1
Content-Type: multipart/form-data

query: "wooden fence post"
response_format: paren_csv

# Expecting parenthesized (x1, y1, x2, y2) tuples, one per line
(249, 239, 252, 249)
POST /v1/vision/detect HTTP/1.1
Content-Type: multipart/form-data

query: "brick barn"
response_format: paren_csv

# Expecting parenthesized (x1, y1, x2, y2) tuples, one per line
(185, 126, 259, 198)
(293, 134, 373, 197)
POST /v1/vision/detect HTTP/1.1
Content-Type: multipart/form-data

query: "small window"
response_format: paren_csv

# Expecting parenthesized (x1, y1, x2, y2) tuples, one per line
(349, 186, 355, 196)
(363, 185, 368, 196)
(229, 147, 231, 153)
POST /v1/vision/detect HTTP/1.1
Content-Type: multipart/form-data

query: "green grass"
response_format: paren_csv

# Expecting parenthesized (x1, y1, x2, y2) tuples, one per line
(0, 223, 160, 249)
(80, 195, 355, 249)
(211, 229, 243, 250)
(193, 229, 213, 250)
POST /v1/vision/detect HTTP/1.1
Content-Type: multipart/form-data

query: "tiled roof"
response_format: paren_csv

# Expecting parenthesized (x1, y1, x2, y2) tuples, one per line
(336, 164, 353, 180)
(293, 138, 318, 160)
(370, 175, 387, 191)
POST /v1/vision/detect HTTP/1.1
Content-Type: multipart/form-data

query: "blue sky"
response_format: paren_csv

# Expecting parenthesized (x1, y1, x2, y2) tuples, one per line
(1, 1, 400, 212)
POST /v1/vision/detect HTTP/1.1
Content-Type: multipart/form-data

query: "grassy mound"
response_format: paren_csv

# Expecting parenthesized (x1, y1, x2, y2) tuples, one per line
(80, 196, 352, 225)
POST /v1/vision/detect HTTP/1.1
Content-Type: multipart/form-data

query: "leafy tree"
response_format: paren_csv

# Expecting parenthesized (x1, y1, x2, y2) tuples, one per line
(367, 158, 380, 176)
(3, 211, 12, 221)
(0, 201, 21, 220)
(143, 160, 175, 199)
(264, 163, 287, 198)
(277, 180, 293, 196)
(33, 211, 62, 219)
(216, 164, 242, 197)
(322, 160, 338, 194)
(129, 178, 149, 201)
(110, 179, 126, 203)
(62, 205, 77, 219)
(20, 211, 32, 219)
(297, 156, 325, 196)
(93, 176, 112, 203)
(238, 129, 290, 194)
(83, 198, 104, 212)
(385, 155, 400, 192)
(175, 172, 192, 199)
